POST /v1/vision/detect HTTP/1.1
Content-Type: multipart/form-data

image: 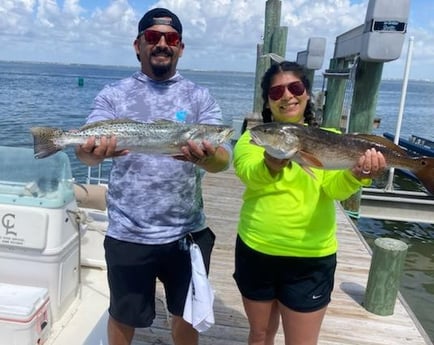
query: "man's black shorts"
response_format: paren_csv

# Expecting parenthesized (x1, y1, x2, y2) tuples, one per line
(104, 227, 215, 327)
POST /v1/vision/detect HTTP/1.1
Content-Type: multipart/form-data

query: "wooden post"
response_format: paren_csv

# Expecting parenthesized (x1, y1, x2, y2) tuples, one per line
(348, 60, 384, 133)
(363, 237, 408, 316)
(263, 0, 282, 53)
(341, 60, 383, 215)
(270, 26, 288, 59)
(253, 49, 270, 113)
(341, 189, 362, 219)
(252, 0, 286, 114)
(304, 69, 315, 90)
(322, 58, 348, 129)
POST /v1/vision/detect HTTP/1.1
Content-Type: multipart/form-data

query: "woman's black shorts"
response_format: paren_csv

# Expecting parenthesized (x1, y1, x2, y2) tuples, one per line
(233, 235, 336, 312)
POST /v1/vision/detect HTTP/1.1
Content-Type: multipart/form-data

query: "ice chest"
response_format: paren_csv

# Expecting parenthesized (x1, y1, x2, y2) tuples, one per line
(0, 283, 51, 345)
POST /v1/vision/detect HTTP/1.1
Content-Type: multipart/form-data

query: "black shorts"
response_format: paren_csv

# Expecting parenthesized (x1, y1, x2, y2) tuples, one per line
(104, 227, 215, 327)
(233, 236, 336, 312)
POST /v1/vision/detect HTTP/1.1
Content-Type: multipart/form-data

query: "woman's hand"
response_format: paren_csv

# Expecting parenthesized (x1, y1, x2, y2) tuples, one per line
(351, 148, 387, 179)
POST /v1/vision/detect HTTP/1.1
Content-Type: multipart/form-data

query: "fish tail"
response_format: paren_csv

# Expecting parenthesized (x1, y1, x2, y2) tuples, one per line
(412, 157, 434, 195)
(30, 127, 64, 159)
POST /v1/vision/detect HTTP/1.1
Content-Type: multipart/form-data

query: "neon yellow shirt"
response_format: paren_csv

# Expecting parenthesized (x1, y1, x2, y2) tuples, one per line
(234, 129, 370, 257)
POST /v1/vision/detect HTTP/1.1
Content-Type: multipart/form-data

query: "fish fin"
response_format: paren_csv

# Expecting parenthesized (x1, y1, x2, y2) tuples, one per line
(412, 157, 434, 195)
(152, 118, 176, 124)
(297, 151, 325, 168)
(30, 127, 64, 159)
(350, 133, 410, 156)
(292, 152, 321, 179)
(79, 118, 142, 131)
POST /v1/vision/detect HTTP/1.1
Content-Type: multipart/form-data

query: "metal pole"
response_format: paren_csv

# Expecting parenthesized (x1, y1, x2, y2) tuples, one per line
(385, 36, 414, 191)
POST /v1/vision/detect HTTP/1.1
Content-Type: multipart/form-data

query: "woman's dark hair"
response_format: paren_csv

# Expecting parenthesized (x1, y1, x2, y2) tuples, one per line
(260, 61, 319, 126)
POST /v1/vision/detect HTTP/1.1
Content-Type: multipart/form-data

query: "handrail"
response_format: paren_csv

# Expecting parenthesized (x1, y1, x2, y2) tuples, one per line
(86, 159, 112, 185)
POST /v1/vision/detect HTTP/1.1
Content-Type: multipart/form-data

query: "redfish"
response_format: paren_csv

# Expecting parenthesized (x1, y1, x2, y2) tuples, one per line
(249, 122, 434, 194)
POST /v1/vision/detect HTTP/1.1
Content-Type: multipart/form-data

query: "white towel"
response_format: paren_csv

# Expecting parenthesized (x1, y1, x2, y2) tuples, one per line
(183, 243, 215, 332)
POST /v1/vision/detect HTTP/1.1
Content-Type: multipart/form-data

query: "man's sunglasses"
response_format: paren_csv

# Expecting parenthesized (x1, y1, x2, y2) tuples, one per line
(268, 81, 306, 101)
(139, 29, 181, 46)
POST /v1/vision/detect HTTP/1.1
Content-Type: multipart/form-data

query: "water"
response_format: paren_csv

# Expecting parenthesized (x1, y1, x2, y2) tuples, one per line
(0, 61, 433, 341)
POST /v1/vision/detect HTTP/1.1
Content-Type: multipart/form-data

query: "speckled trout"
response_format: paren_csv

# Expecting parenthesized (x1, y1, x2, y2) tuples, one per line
(31, 119, 234, 159)
(249, 122, 434, 194)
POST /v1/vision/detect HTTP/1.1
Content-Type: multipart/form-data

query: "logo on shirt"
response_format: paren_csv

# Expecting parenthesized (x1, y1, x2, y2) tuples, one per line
(175, 110, 187, 122)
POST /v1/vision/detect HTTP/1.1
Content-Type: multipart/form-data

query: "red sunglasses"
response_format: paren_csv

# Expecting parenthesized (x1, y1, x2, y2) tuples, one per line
(140, 29, 181, 46)
(268, 81, 306, 101)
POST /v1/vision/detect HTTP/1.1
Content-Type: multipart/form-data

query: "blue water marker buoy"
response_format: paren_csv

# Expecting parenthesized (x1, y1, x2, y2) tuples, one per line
(78, 77, 84, 87)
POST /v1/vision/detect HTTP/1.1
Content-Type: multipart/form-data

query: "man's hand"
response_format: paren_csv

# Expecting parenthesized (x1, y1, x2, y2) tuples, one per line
(75, 136, 129, 166)
(174, 140, 230, 173)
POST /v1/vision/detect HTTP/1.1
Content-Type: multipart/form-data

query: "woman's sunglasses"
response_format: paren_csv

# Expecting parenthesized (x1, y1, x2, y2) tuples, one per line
(140, 29, 181, 46)
(268, 81, 306, 101)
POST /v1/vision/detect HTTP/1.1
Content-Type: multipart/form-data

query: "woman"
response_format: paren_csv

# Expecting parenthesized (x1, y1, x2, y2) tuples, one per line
(233, 61, 386, 345)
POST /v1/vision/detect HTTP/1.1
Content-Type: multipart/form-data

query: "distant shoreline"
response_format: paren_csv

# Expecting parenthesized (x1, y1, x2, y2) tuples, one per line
(3, 59, 433, 82)
(0, 59, 256, 76)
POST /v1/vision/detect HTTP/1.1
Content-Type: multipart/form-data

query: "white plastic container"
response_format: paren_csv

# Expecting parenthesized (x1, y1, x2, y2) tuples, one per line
(0, 228, 79, 321)
(0, 283, 51, 345)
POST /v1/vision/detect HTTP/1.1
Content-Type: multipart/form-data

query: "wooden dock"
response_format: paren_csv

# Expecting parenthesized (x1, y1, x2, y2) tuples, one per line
(49, 167, 432, 345)
(133, 167, 432, 345)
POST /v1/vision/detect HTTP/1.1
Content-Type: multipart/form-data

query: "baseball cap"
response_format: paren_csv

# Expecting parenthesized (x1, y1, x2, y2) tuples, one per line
(138, 8, 183, 35)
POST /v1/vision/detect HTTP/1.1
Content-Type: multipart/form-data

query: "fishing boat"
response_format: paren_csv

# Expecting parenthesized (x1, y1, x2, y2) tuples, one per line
(0, 146, 82, 344)
(0, 146, 116, 345)
(383, 132, 434, 157)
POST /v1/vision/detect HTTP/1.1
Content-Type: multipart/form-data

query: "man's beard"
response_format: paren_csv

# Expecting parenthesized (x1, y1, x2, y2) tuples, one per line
(150, 47, 173, 77)
(151, 63, 171, 77)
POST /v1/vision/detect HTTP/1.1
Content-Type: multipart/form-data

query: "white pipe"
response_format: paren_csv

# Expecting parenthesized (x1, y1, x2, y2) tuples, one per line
(385, 36, 414, 191)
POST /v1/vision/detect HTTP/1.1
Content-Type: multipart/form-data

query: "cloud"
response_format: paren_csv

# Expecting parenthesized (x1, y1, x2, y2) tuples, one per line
(0, 0, 432, 80)
(0, 0, 35, 34)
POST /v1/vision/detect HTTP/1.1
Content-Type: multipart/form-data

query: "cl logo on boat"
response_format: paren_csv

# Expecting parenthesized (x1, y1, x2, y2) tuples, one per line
(1, 213, 16, 236)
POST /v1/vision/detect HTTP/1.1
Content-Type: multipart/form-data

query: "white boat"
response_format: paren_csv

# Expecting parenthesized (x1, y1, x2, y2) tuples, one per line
(0, 146, 113, 345)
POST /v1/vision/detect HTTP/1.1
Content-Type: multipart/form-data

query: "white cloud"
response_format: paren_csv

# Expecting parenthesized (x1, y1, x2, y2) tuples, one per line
(0, 0, 35, 34)
(0, 0, 432, 80)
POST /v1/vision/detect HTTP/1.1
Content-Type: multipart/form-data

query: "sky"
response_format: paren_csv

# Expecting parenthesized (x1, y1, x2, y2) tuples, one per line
(1, 0, 433, 80)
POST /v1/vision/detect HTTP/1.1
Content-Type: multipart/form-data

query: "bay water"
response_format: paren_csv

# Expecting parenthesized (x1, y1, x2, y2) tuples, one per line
(0, 60, 433, 341)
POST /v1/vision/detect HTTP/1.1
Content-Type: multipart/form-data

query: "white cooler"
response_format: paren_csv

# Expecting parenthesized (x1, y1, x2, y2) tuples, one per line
(0, 283, 51, 345)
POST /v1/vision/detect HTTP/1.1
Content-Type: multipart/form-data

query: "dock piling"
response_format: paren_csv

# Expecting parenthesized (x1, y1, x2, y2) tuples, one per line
(363, 237, 408, 316)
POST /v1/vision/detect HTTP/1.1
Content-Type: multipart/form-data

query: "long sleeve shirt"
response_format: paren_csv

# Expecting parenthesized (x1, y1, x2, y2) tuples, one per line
(233, 129, 370, 257)
(86, 71, 231, 244)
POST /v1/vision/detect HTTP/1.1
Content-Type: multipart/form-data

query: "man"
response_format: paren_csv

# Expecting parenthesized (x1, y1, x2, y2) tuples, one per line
(75, 8, 231, 345)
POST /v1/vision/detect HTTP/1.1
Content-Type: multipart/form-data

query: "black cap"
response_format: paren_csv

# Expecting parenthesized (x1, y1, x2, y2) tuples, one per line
(138, 8, 183, 35)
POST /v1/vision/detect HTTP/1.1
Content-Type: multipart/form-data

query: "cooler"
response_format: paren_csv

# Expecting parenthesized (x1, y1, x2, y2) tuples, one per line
(0, 283, 51, 345)
(0, 147, 80, 321)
